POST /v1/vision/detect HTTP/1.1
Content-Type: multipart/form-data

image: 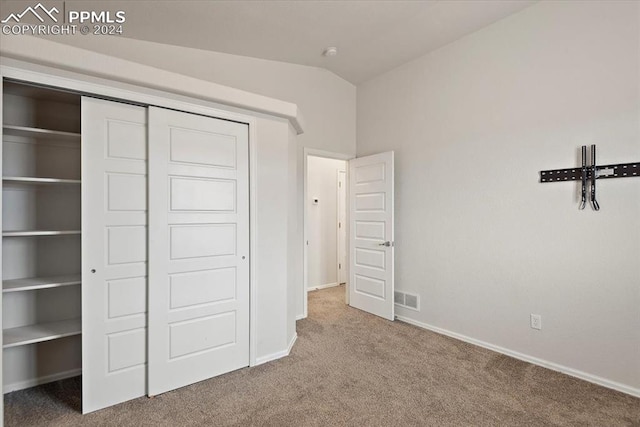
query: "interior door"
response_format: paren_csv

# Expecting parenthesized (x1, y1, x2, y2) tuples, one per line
(148, 107, 249, 396)
(82, 97, 148, 413)
(348, 151, 394, 320)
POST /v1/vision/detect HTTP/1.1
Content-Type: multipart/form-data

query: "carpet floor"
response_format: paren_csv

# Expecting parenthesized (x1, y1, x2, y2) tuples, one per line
(4, 285, 639, 426)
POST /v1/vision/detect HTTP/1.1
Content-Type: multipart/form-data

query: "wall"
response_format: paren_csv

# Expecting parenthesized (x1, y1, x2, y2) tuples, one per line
(357, 0, 640, 395)
(287, 124, 299, 351)
(307, 156, 347, 289)
(253, 115, 292, 361)
(40, 35, 356, 156)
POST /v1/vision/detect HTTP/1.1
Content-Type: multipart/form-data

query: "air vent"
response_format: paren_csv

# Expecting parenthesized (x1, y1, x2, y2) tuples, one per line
(394, 290, 419, 311)
(394, 291, 404, 305)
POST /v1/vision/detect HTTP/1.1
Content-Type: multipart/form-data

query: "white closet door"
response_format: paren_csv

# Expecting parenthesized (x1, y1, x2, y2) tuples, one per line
(82, 98, 148, 413)
(148, 107, 249, 396)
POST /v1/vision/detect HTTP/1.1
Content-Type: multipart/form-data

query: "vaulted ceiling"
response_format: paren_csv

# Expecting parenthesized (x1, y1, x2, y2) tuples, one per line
(63, 0, 536, 84)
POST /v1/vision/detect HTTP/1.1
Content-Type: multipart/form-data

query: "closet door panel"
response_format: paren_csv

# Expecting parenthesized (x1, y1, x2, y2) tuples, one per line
(148, 106, 249, 396)
(82, 98, 148, 414)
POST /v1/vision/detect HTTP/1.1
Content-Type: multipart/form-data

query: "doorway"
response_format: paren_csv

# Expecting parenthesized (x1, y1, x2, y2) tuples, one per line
(303, 149, 351, 318)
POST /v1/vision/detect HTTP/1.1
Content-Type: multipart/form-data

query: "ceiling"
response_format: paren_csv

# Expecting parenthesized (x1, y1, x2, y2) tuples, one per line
(28, 0, 537, 84)
(111, 0, 537, 83)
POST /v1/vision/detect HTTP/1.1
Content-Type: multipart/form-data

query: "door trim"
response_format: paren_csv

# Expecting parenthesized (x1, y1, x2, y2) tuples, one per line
(248, 117, 258, 367)
(336, 170, 347, 286)
(302, 148, 353, 319)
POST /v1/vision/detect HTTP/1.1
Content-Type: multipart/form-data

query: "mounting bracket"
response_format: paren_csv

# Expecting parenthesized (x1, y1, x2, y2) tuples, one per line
(539, 145, 639, 211)
(540, 162, 639, 182)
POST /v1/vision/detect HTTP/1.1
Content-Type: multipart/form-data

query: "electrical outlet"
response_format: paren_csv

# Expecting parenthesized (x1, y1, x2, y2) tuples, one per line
(530, 314, 542, 330)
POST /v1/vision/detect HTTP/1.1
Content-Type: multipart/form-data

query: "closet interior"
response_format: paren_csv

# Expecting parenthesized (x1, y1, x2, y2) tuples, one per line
(2, 81, 82, 392)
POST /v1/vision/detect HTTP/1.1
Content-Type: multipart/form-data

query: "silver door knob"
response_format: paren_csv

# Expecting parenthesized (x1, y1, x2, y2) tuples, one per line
(378, 241, 392, 247)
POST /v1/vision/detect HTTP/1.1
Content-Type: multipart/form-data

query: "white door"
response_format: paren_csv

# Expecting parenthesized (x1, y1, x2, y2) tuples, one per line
(337, 170, 347, 284)
(349, 151, 394, 320)
(82, 97, 148, 413)
(148, 107, 249, 396)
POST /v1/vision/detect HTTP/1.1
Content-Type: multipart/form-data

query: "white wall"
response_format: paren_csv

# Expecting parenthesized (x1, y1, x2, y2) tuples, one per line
(253, 116, 292, 361)
(40, 36, 356, 155)
(357, 0, 640, 395)
(307, 156, 347, 289)
(287, 124, 299, 349)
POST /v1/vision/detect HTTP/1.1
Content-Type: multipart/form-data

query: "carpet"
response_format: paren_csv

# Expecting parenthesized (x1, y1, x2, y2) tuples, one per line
(4, 285, 639, 426)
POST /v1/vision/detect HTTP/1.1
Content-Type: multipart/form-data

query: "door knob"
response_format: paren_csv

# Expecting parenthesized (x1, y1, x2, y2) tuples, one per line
(378, 241, 392, 247)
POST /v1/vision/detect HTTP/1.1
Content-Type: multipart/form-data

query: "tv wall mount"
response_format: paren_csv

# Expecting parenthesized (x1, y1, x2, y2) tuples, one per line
(539, 145, 639, 211)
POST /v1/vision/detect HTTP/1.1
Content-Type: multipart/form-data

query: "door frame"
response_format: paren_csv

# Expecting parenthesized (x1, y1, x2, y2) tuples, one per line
(0, 61, 261, 367)
(336, 170, 347, 285)
(302, 148, 353, 319)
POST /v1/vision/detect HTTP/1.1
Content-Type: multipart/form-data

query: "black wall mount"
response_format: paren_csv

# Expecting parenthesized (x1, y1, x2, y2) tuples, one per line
(539, 145, 639, 211)
(540, 162, 639, 182)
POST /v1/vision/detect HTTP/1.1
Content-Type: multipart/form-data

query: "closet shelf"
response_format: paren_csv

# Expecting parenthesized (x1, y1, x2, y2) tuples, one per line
(3, 318, 81, 348)
(3, 274, 81, 293)
(3, 125, 81, 141)
(3, 176, 81, 185)
(2, 230, 81, 237)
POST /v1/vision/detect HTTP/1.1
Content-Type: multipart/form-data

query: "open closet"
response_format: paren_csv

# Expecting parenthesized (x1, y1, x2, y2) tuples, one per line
(2, 79, 251, 414)
(2, 82, 83, 393)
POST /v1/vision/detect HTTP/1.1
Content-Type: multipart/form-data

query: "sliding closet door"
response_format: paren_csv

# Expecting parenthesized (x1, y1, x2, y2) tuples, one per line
(82, 98, 148, 413)
(148, 107, 249, 396)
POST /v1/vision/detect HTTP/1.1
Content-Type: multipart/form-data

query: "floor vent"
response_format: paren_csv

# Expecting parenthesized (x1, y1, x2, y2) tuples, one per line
(394, 290, 420, 311)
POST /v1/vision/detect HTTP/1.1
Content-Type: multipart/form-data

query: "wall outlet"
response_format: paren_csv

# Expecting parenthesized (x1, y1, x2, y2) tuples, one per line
(530, 314, 542, 330)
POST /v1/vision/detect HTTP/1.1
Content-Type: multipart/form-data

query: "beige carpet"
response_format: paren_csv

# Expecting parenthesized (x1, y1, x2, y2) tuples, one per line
(4, 285, 639, 426)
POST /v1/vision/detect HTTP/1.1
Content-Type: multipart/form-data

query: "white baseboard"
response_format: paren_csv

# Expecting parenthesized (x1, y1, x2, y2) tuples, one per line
(287, 332, 298, 353)
(254, 333, 298, 366)
(3, 368, 82, 394)
(307, 282, 339, 292)
(296, 314, 306, 320)
(396, 315, 640, 398)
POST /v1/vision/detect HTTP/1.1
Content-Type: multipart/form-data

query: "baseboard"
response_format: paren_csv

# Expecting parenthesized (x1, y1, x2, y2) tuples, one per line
(395, 315, 640, 398)
(287, 332, 298, 354)
(307, 282, 339, 291)
(255, 349, 289, 366)
(296, 314, 306, 320)
(3, 368, 82, 394)
(254, 333, 298, 366)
